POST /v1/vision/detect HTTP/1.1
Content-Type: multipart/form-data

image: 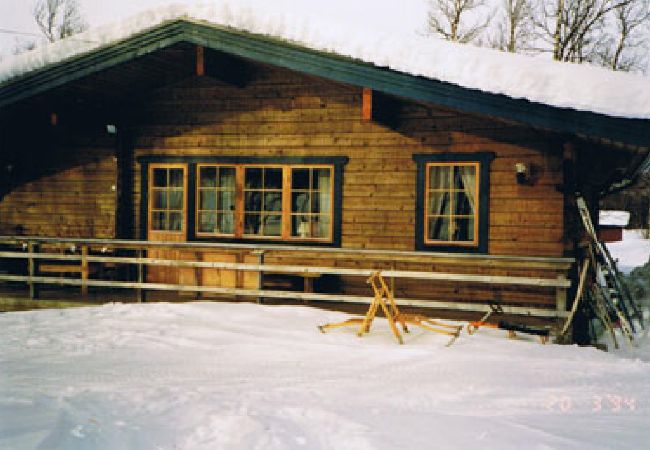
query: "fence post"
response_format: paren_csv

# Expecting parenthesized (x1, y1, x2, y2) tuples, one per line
(27, 242, 39, 299)
(80, 245, 89, 297)
(137, 249, 144, 303)
(556, 275, 568, 315)
(253, 249, 265, 304)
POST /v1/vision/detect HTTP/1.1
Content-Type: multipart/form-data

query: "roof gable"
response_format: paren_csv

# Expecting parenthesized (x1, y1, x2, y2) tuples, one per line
(1, 18, 649, 148)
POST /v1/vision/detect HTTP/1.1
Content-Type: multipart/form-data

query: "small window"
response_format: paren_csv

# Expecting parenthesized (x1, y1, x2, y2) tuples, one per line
(414, 153, 494, 253)
(425, 163, 478, 245)
(150, 167, 185, 232)
(290, 167, 332, 239)
(197, 165, 236, 236)
(244, 167, 283, 237)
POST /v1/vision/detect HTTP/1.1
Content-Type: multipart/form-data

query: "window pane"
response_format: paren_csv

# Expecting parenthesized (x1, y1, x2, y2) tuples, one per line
(152, 211, 166, 230)
(428, 216, 449, 241)
(217, 212, 234, 234)
(218, 190, 235, 212)
(318, 191, 331, 214)
(244, 214, 261, 234)
(312, 194, 321, 214)
(245, 192, 262, 212)
(153, 190, 167, 209)
(292, 216, 308, 237)
(428, 192, 450, 216)
(314, 216, 331, 238)
(264, 192, 282, 212)
(454, 191, 475, 215)
(169, 212, 183, 231)
(218, 168, 236, 189)
(292, 192, 310, 213)
(453, 218, 474, 242)
(454, 165, 476, 190)
(200, 190, 216, 210)
(153, 169, 167, 187)
(265, 168, 283, 189)
(245, 168, 262, 189)
(168, 190, 183, 210)
(263, 214, 282, 236)
(169, 169, 184, 187)
(313, 169, 330, 190)
(292, 168, 310, 190)
(428, 166, 450, 189)
(198, 212, 216, 233)
(200, 167, 217, 187)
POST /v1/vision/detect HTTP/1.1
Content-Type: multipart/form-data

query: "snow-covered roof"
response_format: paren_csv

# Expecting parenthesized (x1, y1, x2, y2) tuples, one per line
(1, 1, 649, 120)
(599, 210, 631, 227)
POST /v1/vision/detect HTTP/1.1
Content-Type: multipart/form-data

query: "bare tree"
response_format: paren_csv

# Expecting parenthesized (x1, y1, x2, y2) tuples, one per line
(33, 0, 86, 43)
(13, 39, 37, 55)
(427, 0, 493, 43)
(603, 0, 650, 71)
(536, 0, 634, 62)
(491, 0, 536, 52)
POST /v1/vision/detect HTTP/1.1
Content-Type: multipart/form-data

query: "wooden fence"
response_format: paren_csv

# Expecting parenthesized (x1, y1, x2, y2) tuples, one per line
(0, 236, 573, 318)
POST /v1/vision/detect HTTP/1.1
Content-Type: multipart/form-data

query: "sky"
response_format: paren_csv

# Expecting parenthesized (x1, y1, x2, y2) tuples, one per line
(0, 1, 196, 54)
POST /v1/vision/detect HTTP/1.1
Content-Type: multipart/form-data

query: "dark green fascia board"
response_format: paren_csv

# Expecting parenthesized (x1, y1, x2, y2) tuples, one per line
(1, 19, 649, 148)
(0, 21, 188, 108)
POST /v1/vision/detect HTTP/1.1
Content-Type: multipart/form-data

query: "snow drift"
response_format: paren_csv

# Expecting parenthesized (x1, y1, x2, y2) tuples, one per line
(1, 301, 649, 449)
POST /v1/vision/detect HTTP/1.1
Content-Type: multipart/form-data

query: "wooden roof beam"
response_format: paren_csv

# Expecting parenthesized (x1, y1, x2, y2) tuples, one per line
(362, 87, 372, 121)
(196, 45, 205, 76)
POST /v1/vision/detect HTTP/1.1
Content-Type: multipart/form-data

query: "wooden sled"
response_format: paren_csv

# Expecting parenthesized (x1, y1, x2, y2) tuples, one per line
(319, 271, 462, 346)
(467, 303, 550, 344)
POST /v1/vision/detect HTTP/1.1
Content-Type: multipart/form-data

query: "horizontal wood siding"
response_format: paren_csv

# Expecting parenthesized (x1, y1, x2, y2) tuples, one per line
(0, 60, 566, 309)
(130, 66, 564, 258)
(0, 137, 116, 238)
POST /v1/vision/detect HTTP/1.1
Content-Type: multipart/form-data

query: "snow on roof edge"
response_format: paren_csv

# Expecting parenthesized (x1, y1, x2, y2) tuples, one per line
(1, 1, 649, 120)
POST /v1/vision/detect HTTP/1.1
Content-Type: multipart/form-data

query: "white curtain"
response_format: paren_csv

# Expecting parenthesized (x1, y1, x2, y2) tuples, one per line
(317, 170, 331, 237)
(458, 166, 476, 214)
(219, 169, 236, 234)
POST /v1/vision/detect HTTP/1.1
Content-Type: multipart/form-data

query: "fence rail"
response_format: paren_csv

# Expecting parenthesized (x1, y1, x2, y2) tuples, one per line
(0, 236, 573, 318)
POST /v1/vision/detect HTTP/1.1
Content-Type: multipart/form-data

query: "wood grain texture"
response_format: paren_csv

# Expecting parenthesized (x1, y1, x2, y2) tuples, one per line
(0, 62, 568, 308)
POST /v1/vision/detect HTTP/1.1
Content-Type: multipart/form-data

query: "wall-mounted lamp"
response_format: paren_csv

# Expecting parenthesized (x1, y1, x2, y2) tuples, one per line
(106, 124, 117, 134)
(515, 162, 530, 185)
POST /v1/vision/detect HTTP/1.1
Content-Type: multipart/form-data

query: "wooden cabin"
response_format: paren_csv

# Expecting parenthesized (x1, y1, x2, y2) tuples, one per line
(598, 210, 630, 243)
(0, 15, 649, 324)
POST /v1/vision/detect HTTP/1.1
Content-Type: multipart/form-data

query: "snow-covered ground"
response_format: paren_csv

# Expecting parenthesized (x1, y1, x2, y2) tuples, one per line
(606, 229, 650, 274)
(1, 301, 649, 449)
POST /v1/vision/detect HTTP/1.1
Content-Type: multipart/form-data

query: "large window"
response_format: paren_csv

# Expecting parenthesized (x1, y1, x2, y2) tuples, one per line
(195, 164, 334, 242)
(414, 153, 494, 253)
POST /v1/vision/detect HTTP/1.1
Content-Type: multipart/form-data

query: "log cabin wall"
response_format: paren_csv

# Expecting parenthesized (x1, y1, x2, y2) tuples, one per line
(129, 63, 565, 257)
(123, 63, 566, 309)
(0, 122, 117, 238)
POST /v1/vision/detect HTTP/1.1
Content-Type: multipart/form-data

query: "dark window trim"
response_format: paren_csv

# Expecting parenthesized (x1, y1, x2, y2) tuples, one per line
(413, 152, 495, 253)
(139, 156, 348, 247)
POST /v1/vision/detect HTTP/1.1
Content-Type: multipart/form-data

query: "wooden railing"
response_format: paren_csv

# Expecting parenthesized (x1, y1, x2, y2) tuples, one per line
(0, 236, 574, 318)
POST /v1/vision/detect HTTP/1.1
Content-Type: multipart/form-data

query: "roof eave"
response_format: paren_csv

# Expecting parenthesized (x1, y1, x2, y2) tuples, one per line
(1, 19, 649, 149)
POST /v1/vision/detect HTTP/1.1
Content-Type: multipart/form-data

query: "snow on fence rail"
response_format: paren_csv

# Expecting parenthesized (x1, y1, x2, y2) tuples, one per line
(0, 236, 573, 318)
